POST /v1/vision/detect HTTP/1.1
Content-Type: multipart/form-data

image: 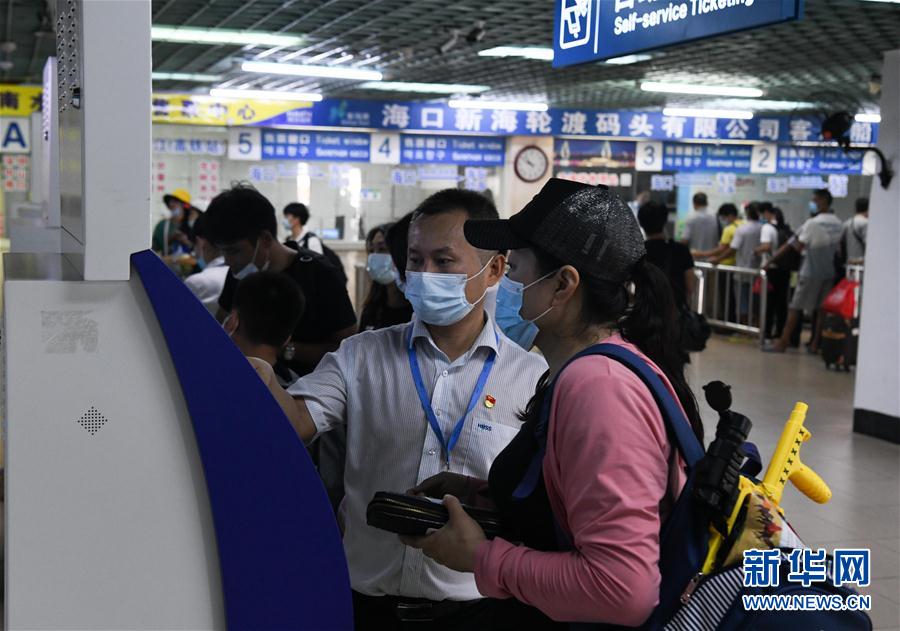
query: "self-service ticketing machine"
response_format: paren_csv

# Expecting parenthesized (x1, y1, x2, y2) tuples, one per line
(2, 2, 351, 628)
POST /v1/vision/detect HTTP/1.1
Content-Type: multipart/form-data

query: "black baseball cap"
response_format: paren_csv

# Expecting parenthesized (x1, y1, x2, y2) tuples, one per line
(464, 178, 646, 284)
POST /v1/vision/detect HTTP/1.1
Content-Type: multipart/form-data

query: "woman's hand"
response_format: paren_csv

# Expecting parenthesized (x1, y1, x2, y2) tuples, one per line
(400, 495, 486, 573)
(408, 472, 476, 500)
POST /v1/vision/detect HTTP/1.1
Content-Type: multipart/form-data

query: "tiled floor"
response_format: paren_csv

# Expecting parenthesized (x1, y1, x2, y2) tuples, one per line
(689, 336, 900, 630)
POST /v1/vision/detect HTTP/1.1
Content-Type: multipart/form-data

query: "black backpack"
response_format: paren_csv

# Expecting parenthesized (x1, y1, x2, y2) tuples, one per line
(300, 232, 347, 284)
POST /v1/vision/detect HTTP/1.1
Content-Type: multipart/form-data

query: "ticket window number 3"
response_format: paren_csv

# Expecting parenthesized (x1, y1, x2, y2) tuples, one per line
(636, 141, 663, 172)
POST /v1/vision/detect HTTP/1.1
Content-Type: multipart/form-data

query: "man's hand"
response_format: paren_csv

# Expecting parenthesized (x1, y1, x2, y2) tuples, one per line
(408, 472, 486, 505)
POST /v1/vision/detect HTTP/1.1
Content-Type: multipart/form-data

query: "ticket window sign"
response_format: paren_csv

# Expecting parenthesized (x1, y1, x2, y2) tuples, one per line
(554, 0, 804, 68)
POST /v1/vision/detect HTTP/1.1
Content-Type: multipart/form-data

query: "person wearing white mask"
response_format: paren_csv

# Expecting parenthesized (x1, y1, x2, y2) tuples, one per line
(253, 188, 547, 631)
(359, 222, 413, 332)
(204, 184, 357, 377)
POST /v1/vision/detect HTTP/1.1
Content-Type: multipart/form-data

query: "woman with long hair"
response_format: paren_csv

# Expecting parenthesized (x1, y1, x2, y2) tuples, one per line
(403, 180, 702, 628)
(358, 223, 412, 331)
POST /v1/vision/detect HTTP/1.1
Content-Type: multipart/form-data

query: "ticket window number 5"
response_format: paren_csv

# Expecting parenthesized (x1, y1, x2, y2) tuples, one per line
(228, 128, 261, 161)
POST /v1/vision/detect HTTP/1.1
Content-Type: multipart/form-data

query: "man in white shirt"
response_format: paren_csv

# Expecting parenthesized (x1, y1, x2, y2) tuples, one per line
(256, 189, 547, 630)
(841, 197, 868, 264)
(283, 202, 324, 255)
(757, 202, 779, 267)
(720, 204, 762, 320)
(680, 192, 720, 254)
(184, 214, 229, 315)
(766, 189, 843, 353)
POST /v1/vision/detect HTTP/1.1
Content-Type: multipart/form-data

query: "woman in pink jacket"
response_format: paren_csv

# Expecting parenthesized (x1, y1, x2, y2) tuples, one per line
(403, 179, 704, 629)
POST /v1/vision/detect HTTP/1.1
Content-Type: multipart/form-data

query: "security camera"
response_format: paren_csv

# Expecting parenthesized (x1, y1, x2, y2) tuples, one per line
(437, 31, 459, 55)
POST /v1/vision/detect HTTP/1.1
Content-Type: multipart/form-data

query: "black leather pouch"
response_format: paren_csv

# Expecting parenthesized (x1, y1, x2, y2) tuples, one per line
(366, 491, 502, 538)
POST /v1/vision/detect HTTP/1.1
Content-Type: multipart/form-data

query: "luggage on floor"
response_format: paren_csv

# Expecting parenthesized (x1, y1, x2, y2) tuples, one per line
(821, 314, 858, 371)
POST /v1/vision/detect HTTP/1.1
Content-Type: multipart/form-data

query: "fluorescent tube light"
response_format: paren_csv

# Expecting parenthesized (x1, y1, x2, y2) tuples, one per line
(209, 88, 322, 102)
(663, 107, 754, 120)
(477, 46, 554, 61)
(241, 60, 382, 81)
(448, 99, 548, 112)
(855, 113, 881, 123)
(152, 72, 222, 82)
(604, 54, 653, 65)
(643, 81, 764, 98)
(358, 81, 489, 94)
(151, 26, 303, 48)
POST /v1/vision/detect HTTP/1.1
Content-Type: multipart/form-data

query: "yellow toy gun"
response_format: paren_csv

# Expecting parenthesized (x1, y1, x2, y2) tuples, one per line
(696, 385, 832, 575)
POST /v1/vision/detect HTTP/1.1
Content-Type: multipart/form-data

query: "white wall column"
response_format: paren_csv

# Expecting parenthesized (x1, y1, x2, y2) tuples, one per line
(853, 49, 900, 443)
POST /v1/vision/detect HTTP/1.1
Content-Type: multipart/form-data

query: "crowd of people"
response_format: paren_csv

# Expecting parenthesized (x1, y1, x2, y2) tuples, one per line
(149, 180, 709, 629)
(629, 189, 869, 355)
(147, 178, 867, 628)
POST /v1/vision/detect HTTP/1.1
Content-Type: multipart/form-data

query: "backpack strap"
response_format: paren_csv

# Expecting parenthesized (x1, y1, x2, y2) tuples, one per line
(513, 343, 703, 500)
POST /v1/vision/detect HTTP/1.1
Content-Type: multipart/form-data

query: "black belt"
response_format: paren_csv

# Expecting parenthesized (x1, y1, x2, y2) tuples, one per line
(356, 592, 483, 622)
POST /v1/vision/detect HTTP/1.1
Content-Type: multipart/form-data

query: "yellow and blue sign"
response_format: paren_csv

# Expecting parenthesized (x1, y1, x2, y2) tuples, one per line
(554, 0, 803, 67)
(0, 85, 42, 117)
(150, 93, 317, 126)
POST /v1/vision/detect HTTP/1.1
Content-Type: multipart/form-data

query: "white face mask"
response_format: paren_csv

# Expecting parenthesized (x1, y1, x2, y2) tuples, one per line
(403, 257, 493, 326)
(367, 253, 396, 285)
(232, 239, 269, 280)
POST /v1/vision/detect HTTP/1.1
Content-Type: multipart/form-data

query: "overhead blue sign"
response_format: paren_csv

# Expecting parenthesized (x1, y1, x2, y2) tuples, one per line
(554, 139, 867, 176)
(400, 134, 505, 166)
(260, 130, 370, 162)
(664, 143, 752, 172)
(775, 146, 866, 175)
(554, 0, 804, 67)
(250, 99, 879, 146)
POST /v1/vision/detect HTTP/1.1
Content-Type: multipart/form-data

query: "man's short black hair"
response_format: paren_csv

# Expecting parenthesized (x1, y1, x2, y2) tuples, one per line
(192, 211, 210, 240)
(855, 197, 869, 214)
(637, 201, 669, 235)
(411, 189, 499, 223)
(813, 188, 834, 206)
(233, 271, 305, 348)
(386, 212, 413, 280)
(693, 192, 708, 207)
(718, 203, 739, 218)
(283, 202, 310, 225)
(411, 189, 502, 257)
(745, 202, 761, 221)
(203, 184, 277, 244)
(760, 201, 774, 214)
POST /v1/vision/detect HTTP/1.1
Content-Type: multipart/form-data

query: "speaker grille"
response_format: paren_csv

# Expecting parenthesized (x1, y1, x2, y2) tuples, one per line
(77, 406, 107, 436)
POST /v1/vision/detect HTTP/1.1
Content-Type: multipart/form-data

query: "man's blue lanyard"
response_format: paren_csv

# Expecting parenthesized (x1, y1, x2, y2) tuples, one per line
(407, 328, 497, 469)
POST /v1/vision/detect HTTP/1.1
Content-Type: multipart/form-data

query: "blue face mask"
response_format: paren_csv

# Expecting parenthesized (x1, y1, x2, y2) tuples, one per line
(404, 258, 493, 326)
(495, 271, 557, 350)
(367, 253, 396, 285)
(393, 269, 406, 293)
(808, 200, 819, 214)
(196, 256, 207, 271)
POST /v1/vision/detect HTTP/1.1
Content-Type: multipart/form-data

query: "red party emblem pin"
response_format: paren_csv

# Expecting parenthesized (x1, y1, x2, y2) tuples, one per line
(484, 395, 496, 409)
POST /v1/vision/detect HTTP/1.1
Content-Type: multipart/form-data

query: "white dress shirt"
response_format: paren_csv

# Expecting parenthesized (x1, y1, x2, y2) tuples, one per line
(288, 313, 547, 601)
(184, 257, 228, 314)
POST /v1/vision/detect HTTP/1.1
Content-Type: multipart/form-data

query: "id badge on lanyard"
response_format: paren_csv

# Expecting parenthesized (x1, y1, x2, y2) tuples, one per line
(406, 329, 497, 469)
